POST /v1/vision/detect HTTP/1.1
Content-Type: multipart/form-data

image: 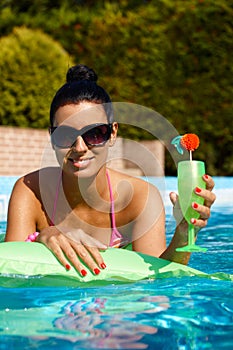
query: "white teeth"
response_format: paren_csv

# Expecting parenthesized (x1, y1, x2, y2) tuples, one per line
(68, 157, 93, 165)
(73, 159, 89, 163)
(68, 158, 86, 162)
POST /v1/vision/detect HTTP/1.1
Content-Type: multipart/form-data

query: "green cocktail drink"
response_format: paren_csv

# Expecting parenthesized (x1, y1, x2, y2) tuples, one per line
(176, 160, 207, 252)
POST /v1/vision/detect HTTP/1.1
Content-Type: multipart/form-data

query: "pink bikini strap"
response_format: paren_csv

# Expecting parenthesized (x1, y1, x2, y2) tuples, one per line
(106, 169, 116, 229)
(106, 169, 122, 246)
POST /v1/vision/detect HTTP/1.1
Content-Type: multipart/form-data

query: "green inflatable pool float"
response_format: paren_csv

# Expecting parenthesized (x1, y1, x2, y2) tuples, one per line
(0, 242, 232, 287)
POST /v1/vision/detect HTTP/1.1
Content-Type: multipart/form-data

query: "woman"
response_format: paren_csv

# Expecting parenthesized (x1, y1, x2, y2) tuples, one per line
(5, 64, 216, 277)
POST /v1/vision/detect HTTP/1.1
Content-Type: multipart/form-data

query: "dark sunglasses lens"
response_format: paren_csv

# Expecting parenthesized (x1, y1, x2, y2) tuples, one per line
(52, 126, 77, 148)
(83, 125, 111, 145)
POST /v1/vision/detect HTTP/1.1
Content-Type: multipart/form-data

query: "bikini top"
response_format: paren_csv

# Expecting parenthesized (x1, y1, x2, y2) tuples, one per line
(51, 169, 129, 248)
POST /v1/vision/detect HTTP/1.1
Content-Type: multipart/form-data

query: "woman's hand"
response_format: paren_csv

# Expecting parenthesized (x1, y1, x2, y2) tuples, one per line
(170, 174, 216, 229)
(37, 226, 107, 276)
(190, 174, 216, 228)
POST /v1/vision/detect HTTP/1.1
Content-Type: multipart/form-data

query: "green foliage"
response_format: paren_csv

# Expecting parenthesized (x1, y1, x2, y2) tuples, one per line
(0, 0, 232, 174)
(161, 0, 233, 175)
(0, 27, 72, 128)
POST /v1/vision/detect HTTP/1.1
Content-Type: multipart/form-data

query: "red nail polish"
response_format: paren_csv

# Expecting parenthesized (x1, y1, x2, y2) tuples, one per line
(100, 263, 106, 269)
(195, 187, 202, 193)
(94, 268, 100, 275)
(191, 218, 196, 224)
(193, 202, 198, 209)
(81, 269, 87, 277)
(66, 264, 71, 270)
(204, 174, 209, 180)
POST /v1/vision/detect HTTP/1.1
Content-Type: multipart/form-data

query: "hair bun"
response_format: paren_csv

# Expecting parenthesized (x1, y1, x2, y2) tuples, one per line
(66, 64, 98, 83)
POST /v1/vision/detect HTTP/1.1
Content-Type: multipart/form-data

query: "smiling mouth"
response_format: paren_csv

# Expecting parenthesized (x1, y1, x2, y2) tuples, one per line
(68, 157, 94, 168)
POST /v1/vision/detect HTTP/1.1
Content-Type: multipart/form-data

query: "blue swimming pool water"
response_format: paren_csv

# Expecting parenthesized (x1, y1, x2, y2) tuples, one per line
(0, 177, 233, 349)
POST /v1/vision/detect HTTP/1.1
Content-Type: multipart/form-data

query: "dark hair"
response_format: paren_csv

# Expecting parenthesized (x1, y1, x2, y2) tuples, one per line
(50, 64, 113, 125)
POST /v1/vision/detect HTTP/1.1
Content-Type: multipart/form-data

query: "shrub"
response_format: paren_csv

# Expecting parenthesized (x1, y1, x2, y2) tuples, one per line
(0, 26, 73, 128)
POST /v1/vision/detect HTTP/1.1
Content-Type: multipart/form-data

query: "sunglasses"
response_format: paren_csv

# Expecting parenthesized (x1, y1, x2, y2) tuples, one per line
(49, 123, 112, 149)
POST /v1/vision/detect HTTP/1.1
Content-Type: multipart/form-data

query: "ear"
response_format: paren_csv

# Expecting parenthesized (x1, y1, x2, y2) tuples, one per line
(109, 122, 118, 147)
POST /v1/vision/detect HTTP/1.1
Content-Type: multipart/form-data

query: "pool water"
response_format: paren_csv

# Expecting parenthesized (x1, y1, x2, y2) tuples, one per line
(0, 177, 233, 349)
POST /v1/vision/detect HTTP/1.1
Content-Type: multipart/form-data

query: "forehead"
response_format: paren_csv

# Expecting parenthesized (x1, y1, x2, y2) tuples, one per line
(54, 102, 108, 127)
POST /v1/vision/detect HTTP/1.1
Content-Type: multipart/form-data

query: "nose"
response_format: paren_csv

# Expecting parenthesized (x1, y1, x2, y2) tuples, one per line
(73, 136, 88, 153)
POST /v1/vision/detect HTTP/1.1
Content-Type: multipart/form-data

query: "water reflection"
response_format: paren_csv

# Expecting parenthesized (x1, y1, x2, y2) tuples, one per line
(53, 294, 169, 348)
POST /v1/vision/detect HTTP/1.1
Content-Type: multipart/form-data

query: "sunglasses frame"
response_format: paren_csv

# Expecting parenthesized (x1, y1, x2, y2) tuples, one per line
(49, 123, 113, 149)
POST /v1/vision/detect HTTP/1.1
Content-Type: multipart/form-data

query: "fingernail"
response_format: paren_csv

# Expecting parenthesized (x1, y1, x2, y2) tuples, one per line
(191, 218, 196, 224)
(204, 174, 208, 180)
(195, 187, 202, 193)
(66, 264, 71, 270)
(94, 268, 100, 275)
(100, 263, 106, 269)
(193, 202, 198, 209)
(81, 269, 87, 277)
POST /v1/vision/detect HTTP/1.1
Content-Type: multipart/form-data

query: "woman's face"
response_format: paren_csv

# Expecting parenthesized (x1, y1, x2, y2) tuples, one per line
(52, 102, 117, 178)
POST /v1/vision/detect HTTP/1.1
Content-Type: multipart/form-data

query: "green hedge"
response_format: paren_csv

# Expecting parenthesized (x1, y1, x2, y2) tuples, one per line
(0, 27, 72, 128)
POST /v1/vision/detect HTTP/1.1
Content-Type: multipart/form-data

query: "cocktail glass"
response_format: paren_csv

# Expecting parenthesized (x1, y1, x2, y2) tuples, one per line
(176, 160, 207, 252)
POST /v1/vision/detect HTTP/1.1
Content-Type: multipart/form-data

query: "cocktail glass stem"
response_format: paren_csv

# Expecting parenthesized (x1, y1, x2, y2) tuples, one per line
(176, 224, 207, 252)
(188, 224, 195, 246)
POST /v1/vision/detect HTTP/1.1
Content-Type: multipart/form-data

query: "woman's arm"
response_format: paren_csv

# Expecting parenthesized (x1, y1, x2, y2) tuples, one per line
(131, 182, 167, 257)
(5, 176, 39, 241)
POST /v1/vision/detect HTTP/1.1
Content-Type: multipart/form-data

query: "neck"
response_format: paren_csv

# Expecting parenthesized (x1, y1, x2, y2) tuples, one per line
(62, 166, 109, 209)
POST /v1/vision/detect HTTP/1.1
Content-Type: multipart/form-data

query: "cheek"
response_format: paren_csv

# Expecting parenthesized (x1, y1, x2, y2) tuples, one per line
(54, 149, 67, 167)
(93, 147, 109, 164)
(89, 149, 109, 176)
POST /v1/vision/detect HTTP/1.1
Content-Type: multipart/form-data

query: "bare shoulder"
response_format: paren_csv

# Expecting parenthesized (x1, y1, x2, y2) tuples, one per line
(107, 168, 161, 213)
(12, 167, 60, 199)
(109, 168, 159, 192)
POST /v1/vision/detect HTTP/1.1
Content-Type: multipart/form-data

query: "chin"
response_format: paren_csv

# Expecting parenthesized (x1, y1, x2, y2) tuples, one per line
(64, 163, 103, 179)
